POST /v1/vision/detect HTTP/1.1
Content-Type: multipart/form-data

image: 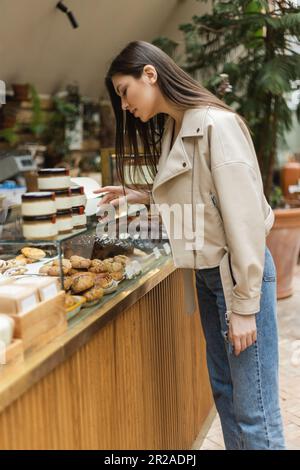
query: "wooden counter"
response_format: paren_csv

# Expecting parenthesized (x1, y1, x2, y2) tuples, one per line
(0, 257, 214, 449)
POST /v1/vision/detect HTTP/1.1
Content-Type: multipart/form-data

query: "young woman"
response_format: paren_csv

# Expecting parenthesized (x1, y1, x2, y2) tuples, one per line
(95, 40, 285, 450)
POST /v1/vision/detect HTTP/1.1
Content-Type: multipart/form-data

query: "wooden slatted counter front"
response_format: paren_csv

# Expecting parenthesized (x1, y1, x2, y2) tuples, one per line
(0, 258, 214, 450)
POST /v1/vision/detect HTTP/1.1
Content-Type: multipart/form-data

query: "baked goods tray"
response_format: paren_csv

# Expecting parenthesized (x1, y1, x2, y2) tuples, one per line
(67, 252, 171, 327)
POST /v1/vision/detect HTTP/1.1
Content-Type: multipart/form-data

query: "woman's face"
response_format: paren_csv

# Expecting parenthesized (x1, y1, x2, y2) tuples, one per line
(112, 65, 162, 122)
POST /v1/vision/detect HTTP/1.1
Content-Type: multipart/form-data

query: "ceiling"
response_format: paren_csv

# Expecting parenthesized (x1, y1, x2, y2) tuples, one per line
(0, 0, 187, 99)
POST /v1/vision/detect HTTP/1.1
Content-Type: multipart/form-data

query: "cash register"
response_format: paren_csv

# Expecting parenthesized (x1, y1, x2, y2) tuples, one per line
(0, 149, 36, 182)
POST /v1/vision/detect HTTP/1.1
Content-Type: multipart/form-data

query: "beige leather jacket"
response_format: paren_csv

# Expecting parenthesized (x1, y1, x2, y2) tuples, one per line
(152, 106, 274, 317)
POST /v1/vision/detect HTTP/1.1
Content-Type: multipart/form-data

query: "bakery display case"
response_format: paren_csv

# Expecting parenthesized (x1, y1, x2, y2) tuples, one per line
(0, 210, 172, 319)
(0, 207, 214, 450)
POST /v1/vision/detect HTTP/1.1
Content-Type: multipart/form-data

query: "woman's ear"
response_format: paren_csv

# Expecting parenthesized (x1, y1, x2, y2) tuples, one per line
(143, 65, 157, 85)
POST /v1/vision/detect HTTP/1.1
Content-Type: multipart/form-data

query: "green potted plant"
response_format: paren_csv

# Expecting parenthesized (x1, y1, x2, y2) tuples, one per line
(0, 127, 19, 146)
(42, 87, 80, 166)
(29, 85, 46, 138)
(154, 0, 300, 298)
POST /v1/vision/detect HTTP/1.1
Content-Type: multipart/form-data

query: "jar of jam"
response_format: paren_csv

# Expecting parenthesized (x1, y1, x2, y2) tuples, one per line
(51, 188, 72, 210)
(22, 214, 58, 240)
(71, 186, 87, 208)
(72, 206, 87, 229)
(21, 192, 56, 217)
(56, 209, 73, 234)
(38, 168, 71, 190)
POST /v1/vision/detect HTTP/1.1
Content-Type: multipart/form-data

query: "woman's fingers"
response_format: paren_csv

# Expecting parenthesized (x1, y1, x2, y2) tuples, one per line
(93, 185, 124, 194)
(233, 333, 255, 356)
(233, 336, 242, 356)
(98, 194, 117, 205)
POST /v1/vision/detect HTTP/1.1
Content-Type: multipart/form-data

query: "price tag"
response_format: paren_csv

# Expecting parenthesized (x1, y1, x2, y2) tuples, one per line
(131, 260, 142, 275)
(153, 247, 161, 259)
(125, 264, 134, 279)
(163, 242, 171, 255)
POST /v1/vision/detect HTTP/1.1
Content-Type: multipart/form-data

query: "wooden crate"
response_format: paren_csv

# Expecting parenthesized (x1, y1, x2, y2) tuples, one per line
(4, 339, 24, 365)
(10, 291, 67, 353)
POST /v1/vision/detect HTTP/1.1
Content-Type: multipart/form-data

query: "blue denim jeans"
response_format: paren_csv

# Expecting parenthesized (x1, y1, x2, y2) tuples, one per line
(196, 246, 285, 450)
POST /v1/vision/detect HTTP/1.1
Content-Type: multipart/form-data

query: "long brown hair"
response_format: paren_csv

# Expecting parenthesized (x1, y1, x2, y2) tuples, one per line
(105, 40, 245, 189)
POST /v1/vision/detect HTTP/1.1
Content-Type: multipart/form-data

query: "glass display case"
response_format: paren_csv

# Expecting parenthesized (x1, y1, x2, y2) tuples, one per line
(0, 206, 172, 324)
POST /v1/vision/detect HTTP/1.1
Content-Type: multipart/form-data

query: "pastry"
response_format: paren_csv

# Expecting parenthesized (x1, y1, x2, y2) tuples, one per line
(89, 259, 109, 273)
(102, 260, 114, 272)
(48, 265, 70, 276)
(63, 276, 73, 291)
(1, 259, 27, 273)
(111, 261, 123, 272)
(94, 273, 113, 289)
(113, 255, 129, 266)
(111, 270, 124, 282)
(15, 254, 36, 264)
(71, 272, 95, 293)
(83, 286, 104, 302)
(5, 265, 27, 276)
(0, 260, 7, 273)
(39, 265, 50, 275)
(65, 294, 78, 309)
(70, 255, 91, 270)
(68, 268, 79, 276)
(52, 258, 72, 273)
(21, 247, 46, 260)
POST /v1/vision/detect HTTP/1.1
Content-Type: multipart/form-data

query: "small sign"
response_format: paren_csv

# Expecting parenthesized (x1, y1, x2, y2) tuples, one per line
(131, 260, 142, 275)
(163, 242, 171, 255)
(125, 264, 134, 279)
(153, 247, 161, 259)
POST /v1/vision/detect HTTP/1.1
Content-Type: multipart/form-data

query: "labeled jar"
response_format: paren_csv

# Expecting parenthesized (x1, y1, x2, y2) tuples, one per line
(71, 186, 87, 208)
(38, 168, 71, 190)
(52, 188, 72, 210)
(72, 206, 87, 229)
(22, 214, 58, 240)
(56, 209, 73, 234)
(21, 191, 56, 216)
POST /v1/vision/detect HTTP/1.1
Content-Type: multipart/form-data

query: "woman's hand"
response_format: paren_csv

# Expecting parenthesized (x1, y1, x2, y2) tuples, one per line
(94, 185, 150, 207)
(228, 312, 257, 356)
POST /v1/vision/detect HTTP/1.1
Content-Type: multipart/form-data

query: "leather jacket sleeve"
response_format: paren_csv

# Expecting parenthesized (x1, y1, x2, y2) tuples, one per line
(207, 110, 267, 315)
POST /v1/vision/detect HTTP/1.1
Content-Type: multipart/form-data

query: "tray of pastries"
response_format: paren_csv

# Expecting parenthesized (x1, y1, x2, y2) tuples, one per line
(39, 254, 131, 316)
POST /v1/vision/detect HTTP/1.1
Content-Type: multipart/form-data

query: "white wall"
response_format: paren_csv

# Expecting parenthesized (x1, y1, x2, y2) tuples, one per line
(0, 0, 179, 98)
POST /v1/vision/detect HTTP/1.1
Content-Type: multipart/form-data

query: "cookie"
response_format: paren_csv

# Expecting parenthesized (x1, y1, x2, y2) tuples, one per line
(63, 276, 73, 291)
(71, 273, 95, 293)
(15, 254, 35, 264)
(111, 270, 124, 282)
(5, 266, 27, 276)
(21, 247, 46, 260)
(68, 268, 79, 276)
(39, 265, 50, 275)
(65, 294, 78, 309)
(0, 260, 7, 273)
(52, 258, 72, 273)
(70, 255, 92, 270)
(111, 262, 123, 272)
(48, 265, 70, 276)
(94, 273, 113, 289)
(113, 255, 129, 266)
(83, 286, 104, 302)
(89, 259, 109, 273)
